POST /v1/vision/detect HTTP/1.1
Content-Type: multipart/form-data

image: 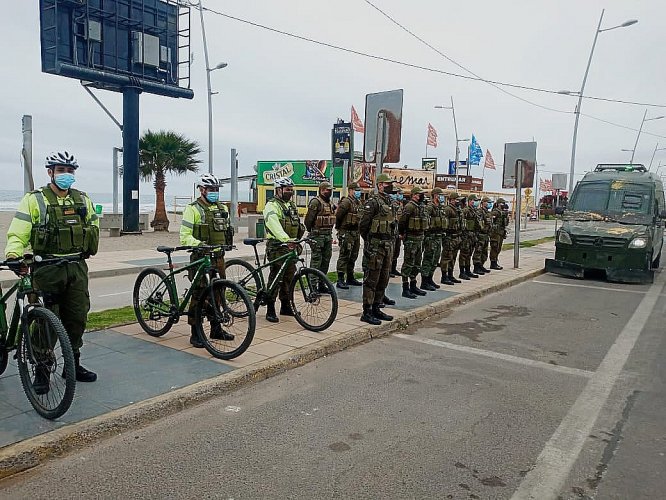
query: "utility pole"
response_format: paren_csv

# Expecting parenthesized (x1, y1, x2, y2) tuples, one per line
(230, 148, 239, 230)
(21, 115, 34, 193)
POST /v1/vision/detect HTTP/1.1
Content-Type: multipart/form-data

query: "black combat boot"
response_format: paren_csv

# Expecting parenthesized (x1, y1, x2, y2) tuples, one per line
(346, 270, 363, 286)
(390, 267, 401, 278)
(382, 295, 396, 305)
(210, 322, 235, 341)
(473, 264, 486, 275)
(480, 264, 491, 273)
(440, 272, 454, 285)
(410, 280, 427, 296)
(490, 261, 503, 270)
(449, 270, 462, 284)
(266, 301, 279, 323)
(336, 272, 349, 289)
(402, 281, 417, 299)
(420, 275, 436, 291)
(74, 353, 97, 383)
(360, 304, 381, 325)
(33, 365, 51, 395)
(372, 304, 393, 321)
(459, 268, 471, 280)
(428, 275, 441, 289)
(466, 266, 479, 278)
(190, 326, 205, 348)
(280, 301, 294, 316)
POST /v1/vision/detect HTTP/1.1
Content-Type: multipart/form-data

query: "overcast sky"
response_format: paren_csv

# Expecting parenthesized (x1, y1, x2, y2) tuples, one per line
(2, 0, 665, 197)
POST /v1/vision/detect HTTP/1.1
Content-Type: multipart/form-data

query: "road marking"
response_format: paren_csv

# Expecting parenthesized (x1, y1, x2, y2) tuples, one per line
(533, 279, 648, 295)
(512, 275, 664, 500)
(97, 291, 132, 298)
(394, 334, 593, 378)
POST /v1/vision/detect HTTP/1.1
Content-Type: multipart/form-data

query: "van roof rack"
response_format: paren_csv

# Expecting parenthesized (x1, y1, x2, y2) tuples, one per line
(594, 164, 647, 172)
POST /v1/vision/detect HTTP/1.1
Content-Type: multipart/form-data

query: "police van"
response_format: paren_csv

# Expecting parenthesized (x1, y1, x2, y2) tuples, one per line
(545, 164, 665, 283)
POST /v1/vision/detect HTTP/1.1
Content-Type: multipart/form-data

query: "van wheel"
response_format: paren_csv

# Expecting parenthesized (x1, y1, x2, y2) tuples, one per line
(653, 250, 661, 269)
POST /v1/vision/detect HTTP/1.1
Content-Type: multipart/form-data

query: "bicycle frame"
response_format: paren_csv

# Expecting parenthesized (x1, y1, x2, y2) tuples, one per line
(0, 273, 47, 357)
(246, 244, 303, 300)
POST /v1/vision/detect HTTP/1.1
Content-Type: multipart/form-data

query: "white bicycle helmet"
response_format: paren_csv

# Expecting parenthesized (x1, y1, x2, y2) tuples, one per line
(274, 177, 294, 187)
(197, 173, 221, 188)
(45, 151, 78, 169)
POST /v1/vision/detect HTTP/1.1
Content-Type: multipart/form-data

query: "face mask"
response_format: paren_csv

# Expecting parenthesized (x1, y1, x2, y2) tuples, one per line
(206, 192, 219, 203)
(354, 191, 361, 200)
(281, 191, 293, 201)
(438, 195, 446, 203)
(53, 173, 75, 190)
(472, 200, 480, 208)
(486, 202, 493, 210)
(389, 194, 398, 201)
(397, 194, 404, 201)
(382, 184, 394, 194)
(321, 191, 332, 202)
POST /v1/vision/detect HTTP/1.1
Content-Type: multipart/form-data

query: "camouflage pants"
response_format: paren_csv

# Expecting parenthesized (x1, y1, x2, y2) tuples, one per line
(392, 236, 401, 271)
(440, 233, 460, 273)
(401, 235, 424, 282)
(362, 237, 394, 306)
(267, 240, 296, 303)
(473, 233, 490, 265)
(421, 232, 443, 277)
(458, 232, 476, 268)
(188, 252, 226, 326)
(490, 234, 504, 262)
(309, 231, 333, 276)
(336, 229, 360, 275)
(33, 260, 90, 353)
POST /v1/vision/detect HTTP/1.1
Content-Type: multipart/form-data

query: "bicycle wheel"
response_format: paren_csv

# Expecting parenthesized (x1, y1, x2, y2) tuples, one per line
(225, 258, 262, 309)
(17, 307, 75, 420)
(289, 267, 338, 332)
(194, 279, 256, 360)
(133, 268, 176, 337)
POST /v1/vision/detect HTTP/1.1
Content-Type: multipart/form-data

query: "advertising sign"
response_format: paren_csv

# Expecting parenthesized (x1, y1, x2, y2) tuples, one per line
(384, 168, 435, 191)
(435, 174, 484, 192)
(332, 122, 353, 166)
(258, 161, 341, 186)
(551, 173, 568, 191)
(448, 160, 468, 175)
(364, 89, 404, 163)
(503, 142, 537, 189)
(348, 162, 376, 189)
(422, 158, 437, 171)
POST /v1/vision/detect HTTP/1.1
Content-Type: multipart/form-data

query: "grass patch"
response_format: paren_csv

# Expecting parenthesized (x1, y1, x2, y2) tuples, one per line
(326, 271, 363, 282)
(86, 305, 137, 332)
(502, 236, 555, 251)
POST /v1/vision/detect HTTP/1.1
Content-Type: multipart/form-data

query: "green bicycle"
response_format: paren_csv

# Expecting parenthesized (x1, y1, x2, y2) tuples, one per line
(132, 245, 256, 360)
(225, 238, 338, 332)
(0, 255, 77, 420)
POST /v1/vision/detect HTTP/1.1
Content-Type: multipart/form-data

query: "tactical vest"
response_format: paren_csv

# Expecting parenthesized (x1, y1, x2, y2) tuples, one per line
(30, 187, 99, 256)
(406, 201, 428, 233)
(339, 197, 360, 230)
(269, 198, 302, 239)
(191, 199, 232, 246)
(427, 203, 447, 232)
(312, 197, 336, 230)
(368, 194, 395, 238)
(443, 205, 460, 232)
(462, 207, 477, 231)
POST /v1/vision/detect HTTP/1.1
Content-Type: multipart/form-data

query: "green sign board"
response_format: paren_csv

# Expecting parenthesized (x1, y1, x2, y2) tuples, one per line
(257, 161, 344, 187)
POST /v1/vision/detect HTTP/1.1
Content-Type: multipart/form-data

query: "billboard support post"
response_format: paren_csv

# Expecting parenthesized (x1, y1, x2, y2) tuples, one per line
(113, 147, 122, 214)
(21, 115, 34, 194)
(231, 148, 239, 230)
(514, 160, 523, 269)
(375, 112, 387, 192)
(122, 86, 141, 234)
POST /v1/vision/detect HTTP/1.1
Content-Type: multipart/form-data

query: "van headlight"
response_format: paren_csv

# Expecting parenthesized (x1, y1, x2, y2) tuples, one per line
(558, 230, 572, 245)
(628, 237, 647, 249)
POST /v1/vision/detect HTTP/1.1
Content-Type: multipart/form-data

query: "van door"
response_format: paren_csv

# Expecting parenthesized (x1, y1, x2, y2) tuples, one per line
(655, 189, 665, 262)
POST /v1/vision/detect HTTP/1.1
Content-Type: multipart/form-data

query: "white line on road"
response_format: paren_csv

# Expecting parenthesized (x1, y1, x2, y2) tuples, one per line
(512, 275, 664, 500)
(97, 291, 132, 298)
(533, 279, 648, 295)
(394, 334, 593, 378)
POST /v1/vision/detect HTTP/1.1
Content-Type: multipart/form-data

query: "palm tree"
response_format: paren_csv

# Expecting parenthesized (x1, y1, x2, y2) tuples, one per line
(139, 130, 202, 231)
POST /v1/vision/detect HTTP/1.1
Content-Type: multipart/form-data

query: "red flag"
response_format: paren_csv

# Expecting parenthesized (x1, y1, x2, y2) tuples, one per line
(483, 149, 496, 170)
(427, 123, 438, 147)
(351, 106, 365, 133)
(540, 178, 553, 192)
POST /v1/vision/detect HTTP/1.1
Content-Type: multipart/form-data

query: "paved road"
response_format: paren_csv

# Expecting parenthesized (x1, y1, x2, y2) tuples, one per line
(2, 267, 663, 499)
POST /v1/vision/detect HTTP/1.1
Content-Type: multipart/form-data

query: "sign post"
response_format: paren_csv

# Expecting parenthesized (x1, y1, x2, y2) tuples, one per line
(514, 160, 523, 268)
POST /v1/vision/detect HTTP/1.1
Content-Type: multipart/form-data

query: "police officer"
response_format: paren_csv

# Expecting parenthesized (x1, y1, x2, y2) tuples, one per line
(472, 196, 493, 275)
(439, 191, 462, 285)
(305, 181, 335, 286)
(263, 177, 305, 323)
(489, 197, 509, 270)
(459, 194, 479, 279)
(5, 151, 99, 389)
(180, 173, 235, 348)
(358, 173, 397, 325)
(399, 186, 428, 298)
(334, 181, 363, 289)
(389, 186, 404, 277)
(421, 187, 446, 291)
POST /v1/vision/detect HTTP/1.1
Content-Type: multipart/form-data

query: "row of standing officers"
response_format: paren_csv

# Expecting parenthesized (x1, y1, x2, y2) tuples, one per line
(263, 175, 510, 326)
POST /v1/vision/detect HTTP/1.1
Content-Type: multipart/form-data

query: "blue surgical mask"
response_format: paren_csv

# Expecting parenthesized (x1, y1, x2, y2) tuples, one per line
(354, 191, 361, 200)
(486, 202, 493, 210)
(438, 195, 445, 203)
(390, 194, 398, 201)
(397, 194, 404, 201)
(206, 192, 220, 203)
(54, 173, 75, 190)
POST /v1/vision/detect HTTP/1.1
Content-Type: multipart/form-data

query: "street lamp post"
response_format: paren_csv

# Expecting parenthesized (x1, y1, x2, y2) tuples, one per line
(565, 10, 637, 194)
(630, 111, 664, 165)
(648, 143, 666, 170)
(435, 96, 463, 191)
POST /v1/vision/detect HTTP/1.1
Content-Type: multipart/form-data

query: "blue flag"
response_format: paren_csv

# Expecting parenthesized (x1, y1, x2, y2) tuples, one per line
(469, 134, 483, 166)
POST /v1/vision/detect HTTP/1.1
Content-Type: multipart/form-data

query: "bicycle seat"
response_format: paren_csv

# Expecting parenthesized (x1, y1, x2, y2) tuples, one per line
(156, 246, 175, 253)
(243, 238, 265, 246)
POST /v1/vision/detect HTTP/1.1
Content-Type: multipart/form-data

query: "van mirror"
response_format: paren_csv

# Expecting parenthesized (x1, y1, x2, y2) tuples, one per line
(659, 210, 666, 219)
(555, 206, 565, 215)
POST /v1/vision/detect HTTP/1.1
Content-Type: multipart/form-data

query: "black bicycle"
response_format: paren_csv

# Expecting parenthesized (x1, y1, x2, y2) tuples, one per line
(0, 255, 77, 420)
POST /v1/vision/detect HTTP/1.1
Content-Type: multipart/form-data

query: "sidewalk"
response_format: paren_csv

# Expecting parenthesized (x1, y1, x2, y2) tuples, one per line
(0, 241, 552, 475)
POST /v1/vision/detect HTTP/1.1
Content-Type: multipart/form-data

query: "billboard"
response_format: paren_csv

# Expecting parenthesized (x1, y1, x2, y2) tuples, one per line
(257, 161, 344, 187)
(422, 158, 437, 171)
(332, 122, 353, 166)
(552, 173, 567, 191)
(448, 160, 468, 175)
(348, 162, 376, 189)
(39, 0, 192, 98)
(364, 89, 404, 163)
(384, 168, 435, 191)
(502, 142, 537, 189)
(435, 174, 484, 192)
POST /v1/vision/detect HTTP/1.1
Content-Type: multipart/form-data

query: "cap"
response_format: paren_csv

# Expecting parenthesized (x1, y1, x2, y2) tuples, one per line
(496, 197, 506, 203)
(468, 194, 478, 201)
(431, 187, 443, 195)
(347, 181, 359, 189)
(376, 173, 395, 183)
(445, 191, 459, 199)
(319, 181, 332, 190)
(411, 186, 423, 195)
(481, 196, 491, 202)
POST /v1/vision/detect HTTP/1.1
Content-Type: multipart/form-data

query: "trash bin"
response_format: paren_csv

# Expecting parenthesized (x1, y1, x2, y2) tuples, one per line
(256, 217, 265, 238)
(95, 204, 103, 217)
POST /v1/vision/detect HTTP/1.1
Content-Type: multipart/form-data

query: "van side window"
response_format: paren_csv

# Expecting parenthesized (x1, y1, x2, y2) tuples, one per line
(656, 189, 665, 213)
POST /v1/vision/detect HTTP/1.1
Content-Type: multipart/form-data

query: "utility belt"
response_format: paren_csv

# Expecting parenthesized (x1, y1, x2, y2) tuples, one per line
(310, 228, 333, 235)
(369, 234, 394, 242)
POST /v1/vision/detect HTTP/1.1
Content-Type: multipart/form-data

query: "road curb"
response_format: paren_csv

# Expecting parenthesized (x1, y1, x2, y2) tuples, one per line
(0, 265, 545, 480)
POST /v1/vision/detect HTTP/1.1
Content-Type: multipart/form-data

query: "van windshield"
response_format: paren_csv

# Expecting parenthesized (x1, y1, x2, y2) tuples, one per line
(568, 181, 653, 223)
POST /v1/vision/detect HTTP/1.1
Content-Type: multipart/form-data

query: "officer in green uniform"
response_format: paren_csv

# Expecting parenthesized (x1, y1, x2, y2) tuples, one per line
(390, 186, 404, 277)
(180, 173, 234, 348)
(459, 194, 480, 279)
(439, 191, 462, 285)
(358, 173, 397, 325)
(421, 187, 446, 291)
(489, 197, 509, 270)
(5, 151, 100, 390)
(472, 196, 493, 275)
(262, 177, 305, 323)
(399, 186, 428, 298)
(334, 181, 363, 289)
(304, 181, 335, 287)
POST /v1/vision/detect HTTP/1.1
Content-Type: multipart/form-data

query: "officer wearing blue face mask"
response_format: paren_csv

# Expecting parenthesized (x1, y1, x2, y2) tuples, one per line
(334, 181, 363, 289)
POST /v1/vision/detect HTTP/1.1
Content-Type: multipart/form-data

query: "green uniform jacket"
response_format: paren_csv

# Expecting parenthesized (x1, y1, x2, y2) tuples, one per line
(359, 192, 395, 240)
(399, 200, 427, 237)
(335, 196, 361, 230)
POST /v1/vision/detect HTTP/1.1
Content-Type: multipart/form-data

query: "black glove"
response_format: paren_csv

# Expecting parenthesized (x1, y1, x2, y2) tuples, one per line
(7, 257, 28, 277)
